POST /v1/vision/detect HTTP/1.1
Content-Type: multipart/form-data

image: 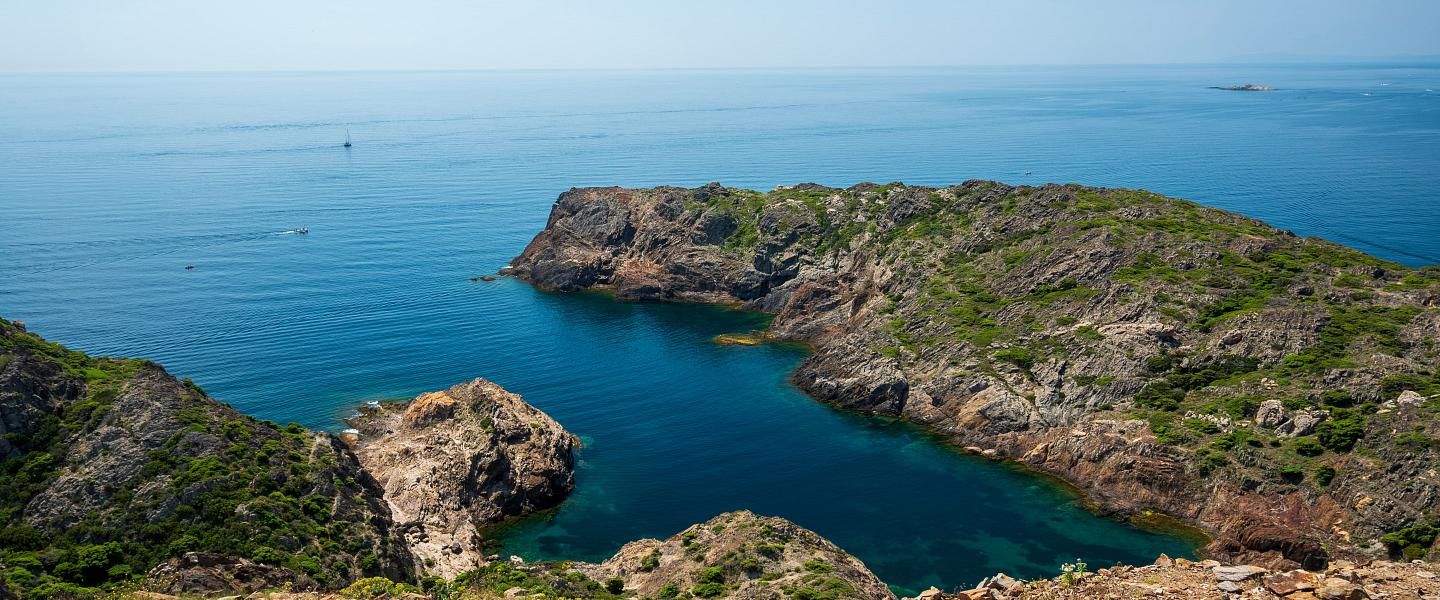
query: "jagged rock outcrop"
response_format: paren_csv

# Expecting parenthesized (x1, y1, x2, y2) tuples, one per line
(578, 511, 896, 599)
(504, 182, 1440, 567)
(345, 378, 578, 579)
(145, 553, 311, 596)
(0, 319, 415, 597)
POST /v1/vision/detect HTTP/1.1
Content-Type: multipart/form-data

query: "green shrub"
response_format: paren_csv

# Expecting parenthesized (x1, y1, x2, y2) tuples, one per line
(1315, 409, 1365, 452)
(993, 347, 1035, 370)
(1314, 465, 1336, 487)
(692, 581, 726, 597)
(1148, 414, 1187, 445)
(1396, 431, 1438, 450)
(1196, 450, 1229, 475)
(1382, 373, 1432, 395)
(802, 560, 833, 573)
(696, 567, 724, 584)
(1185, 419, 1220, 435)
(1319, 390, 1354, 408)
(1137, 382, 1185, 411)
(639, 549, 661, 571)
(1293, 438, 1325, 457)
(1382, 522, 1440, 560)
(339, 577, 419, 599)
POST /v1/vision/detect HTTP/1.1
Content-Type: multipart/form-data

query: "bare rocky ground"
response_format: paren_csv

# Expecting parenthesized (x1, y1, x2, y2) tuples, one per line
(344, 378, 578, 579)
(127, 554, 1440, 599)
(913, 556, 1440, 600)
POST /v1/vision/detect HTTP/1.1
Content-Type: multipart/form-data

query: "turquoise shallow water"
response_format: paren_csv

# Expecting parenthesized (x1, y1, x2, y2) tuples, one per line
(2, 64, 1438, 593)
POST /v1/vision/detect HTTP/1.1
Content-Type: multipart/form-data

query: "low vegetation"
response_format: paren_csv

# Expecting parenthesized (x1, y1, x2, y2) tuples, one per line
(0, 319, 406, 598)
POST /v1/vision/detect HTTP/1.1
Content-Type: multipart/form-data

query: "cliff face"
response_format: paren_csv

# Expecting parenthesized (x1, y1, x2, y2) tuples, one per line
(0, 319, 415, 597)
(505, 182, 1440, 568)
(344, 378, 578, 579)
(579, 511, 897, 600)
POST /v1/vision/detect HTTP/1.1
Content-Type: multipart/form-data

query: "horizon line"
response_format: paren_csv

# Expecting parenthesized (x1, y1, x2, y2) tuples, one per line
(4, 57, 1440, 76)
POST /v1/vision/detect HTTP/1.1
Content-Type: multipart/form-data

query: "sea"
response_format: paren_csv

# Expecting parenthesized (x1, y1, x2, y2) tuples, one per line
(2, 63, 1437, 593)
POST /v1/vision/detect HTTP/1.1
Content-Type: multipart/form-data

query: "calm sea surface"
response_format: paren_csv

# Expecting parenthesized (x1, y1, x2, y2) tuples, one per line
(3, 65, 1437, 593)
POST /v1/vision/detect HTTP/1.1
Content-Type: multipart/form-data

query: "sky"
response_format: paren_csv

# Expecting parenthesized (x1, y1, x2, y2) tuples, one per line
(2, 0, 1438, 72)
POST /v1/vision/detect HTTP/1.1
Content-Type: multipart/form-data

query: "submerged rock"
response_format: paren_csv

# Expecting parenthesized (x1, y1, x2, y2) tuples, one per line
(346, 378, 578, 579)
(714, 332, 765, 346)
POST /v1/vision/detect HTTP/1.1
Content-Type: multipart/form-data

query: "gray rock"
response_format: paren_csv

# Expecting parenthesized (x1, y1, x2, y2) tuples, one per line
(1256, 399, 1286, 429)
(1213, 565, 1268, 582)
(1397, 390, 1424, 407)
(1278, 408, 1328, 437)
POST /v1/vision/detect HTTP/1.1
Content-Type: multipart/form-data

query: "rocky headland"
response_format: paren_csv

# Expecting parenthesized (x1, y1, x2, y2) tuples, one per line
(344, 378, 578, 579)
(502, 181, 1440, 569)
(0, 319, 576, 598)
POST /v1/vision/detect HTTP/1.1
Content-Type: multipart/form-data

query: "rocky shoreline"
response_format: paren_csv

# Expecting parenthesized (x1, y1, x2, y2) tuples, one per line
(6, 286, 1440, 598)
(501, 181, 1440, 569)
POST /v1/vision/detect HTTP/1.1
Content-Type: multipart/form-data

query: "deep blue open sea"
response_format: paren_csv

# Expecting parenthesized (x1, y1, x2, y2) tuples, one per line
(2, 64, 1437, 593)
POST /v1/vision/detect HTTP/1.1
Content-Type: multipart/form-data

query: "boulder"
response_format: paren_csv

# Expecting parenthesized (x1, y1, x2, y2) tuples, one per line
(1318, 577, 1368, 600)
(1265, 569, 1318, 594)
(1279, 408, 1327, 438)
(1256, 399, 1286, 429)
(1213, 565, 1268, 582)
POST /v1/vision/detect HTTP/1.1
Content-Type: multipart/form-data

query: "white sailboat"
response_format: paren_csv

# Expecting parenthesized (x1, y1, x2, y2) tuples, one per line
(343, 128, 352, 148)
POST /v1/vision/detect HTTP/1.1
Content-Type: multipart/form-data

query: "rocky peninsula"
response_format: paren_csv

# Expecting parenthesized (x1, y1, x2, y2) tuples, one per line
(503, 181, 1440, 569)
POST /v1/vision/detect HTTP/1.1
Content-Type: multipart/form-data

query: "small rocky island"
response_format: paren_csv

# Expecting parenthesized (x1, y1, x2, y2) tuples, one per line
(504, 181, 1440, 570)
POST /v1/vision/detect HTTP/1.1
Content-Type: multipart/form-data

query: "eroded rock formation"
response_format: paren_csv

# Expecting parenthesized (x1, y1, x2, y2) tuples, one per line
(345, 378, 578, 578)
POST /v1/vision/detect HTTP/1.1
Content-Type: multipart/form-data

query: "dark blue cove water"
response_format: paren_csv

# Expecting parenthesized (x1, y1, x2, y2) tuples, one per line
(3, 65, 1438, 593)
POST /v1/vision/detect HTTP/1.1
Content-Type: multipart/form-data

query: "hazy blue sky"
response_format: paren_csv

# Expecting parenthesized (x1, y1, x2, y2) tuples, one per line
(3, 0, 1438, 72)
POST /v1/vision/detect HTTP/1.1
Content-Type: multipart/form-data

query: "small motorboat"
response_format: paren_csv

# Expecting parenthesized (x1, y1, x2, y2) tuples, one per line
(287, 227, 309, 235)
(184, 264, 195, 270)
